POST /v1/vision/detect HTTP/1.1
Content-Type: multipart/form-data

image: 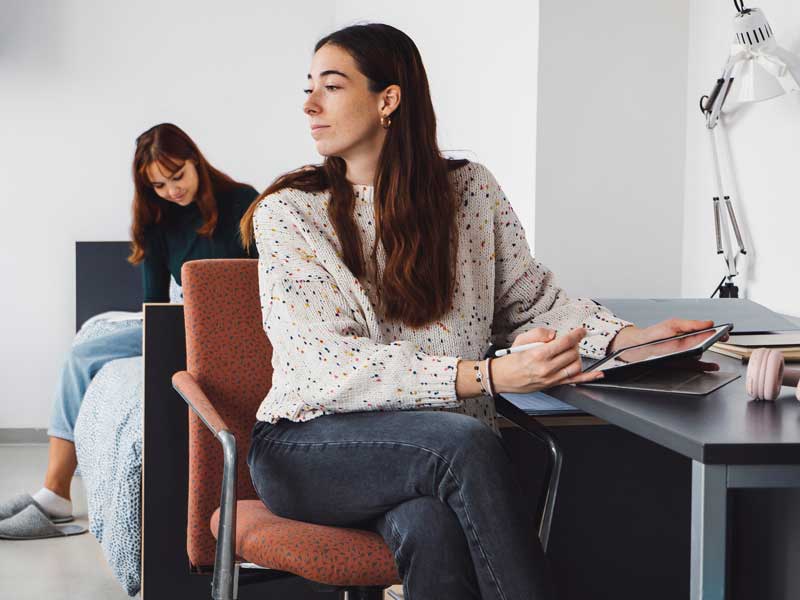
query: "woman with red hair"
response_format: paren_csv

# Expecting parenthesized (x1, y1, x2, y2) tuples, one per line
(0, 124, 257, 539)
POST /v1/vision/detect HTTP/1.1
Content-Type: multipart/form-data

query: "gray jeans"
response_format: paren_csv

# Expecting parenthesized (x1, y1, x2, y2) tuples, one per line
(247, 409, 554, 600)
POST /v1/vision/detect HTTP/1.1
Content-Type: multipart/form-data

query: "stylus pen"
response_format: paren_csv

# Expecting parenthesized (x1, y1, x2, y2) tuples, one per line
(494, 342, 546, 357)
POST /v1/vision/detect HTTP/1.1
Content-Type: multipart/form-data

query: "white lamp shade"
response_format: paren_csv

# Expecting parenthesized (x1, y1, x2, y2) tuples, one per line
(728, 46, 800, 102)
(723, 8, 800, 104)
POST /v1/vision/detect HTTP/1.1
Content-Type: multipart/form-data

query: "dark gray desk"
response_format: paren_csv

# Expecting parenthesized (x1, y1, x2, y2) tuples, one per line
(540, 351, 800, 600)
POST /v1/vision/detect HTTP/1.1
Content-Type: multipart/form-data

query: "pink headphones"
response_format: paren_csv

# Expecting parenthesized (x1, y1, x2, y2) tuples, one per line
(746, 348, 800, 401)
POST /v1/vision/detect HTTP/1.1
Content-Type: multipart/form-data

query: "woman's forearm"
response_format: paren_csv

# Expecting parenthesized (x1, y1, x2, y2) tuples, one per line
(607, 325, 640, 355)
(455, 359, 485, 399)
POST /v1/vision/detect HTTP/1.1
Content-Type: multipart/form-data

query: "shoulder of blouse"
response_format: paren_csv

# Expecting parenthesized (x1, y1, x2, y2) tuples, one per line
(447, 161, 503, 220)
(448, 160, 495, 191)
(255, 186, 320, 217)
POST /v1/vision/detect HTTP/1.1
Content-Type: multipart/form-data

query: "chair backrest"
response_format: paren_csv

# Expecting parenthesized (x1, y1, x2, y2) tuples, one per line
(181, 259, 273, 568)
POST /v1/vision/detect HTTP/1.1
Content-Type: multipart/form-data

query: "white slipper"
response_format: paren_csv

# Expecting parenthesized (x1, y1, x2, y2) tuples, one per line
(0, 505, 86, 540)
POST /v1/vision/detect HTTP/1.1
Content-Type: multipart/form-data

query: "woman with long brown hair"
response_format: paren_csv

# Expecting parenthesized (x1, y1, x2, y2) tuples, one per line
(243, 24, 718, 598)
(0, 124, 257, 540)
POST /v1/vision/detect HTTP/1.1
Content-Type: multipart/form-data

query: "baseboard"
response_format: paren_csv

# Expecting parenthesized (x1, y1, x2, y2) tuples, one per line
(0, 428, 49, 444)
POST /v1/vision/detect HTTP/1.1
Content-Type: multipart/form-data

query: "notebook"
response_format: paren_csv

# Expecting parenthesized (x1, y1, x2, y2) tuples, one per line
(499, 391, 580, 415)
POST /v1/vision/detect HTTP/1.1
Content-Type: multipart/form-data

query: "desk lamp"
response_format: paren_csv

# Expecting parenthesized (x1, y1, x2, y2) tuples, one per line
(699, 1, 800, 298)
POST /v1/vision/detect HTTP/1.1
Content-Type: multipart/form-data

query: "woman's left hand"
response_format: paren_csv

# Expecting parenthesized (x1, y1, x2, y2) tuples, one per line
(607, 318, 729, 370)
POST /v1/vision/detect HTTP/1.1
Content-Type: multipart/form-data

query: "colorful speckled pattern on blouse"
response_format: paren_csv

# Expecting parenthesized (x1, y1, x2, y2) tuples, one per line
(253, 162, 633, 436)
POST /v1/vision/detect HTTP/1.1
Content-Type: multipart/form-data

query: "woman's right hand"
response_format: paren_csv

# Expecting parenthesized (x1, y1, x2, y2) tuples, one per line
(493, 327, 605, 394)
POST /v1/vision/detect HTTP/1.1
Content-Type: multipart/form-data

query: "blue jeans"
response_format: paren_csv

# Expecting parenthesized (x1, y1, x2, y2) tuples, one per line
(47, 324, 143, 442)
(248, 410, 554, 600)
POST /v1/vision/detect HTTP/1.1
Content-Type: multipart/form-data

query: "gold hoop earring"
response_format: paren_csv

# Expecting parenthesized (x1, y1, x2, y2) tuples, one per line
(380, 114, 392, 129)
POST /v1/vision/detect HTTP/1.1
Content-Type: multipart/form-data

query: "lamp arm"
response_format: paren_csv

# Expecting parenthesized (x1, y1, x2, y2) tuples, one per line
(707, 128, 746, 281)
(700, 55, 748, 292)
(701, 58, 739, 129)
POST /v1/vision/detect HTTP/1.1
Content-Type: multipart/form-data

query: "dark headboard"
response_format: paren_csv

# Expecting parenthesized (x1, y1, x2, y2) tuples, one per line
(76, 241, 142, 331)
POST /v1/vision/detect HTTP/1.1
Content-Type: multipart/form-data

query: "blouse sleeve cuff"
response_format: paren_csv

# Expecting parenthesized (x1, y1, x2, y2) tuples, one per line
(578, 309, 635, 359)
(408, 353, 462, 407)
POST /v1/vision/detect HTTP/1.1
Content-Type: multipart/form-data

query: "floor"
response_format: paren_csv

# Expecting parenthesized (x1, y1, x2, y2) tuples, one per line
(0, 444, 130, 600)
(0, 444, 404, 600)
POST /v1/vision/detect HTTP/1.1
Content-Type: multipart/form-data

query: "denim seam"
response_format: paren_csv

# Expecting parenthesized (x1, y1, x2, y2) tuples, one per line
(451, 477, 505, 600)
(382, 512, 410, 600)
(256, 436, 505, 600)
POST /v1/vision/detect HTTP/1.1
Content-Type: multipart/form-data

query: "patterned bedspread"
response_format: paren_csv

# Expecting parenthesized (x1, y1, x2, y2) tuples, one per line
(73, 318, 144, 596)
(72, 281, 182, 596)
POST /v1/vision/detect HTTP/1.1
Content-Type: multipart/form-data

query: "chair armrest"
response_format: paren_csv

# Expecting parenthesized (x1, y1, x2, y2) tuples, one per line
(494, 394, 563, 552)
(171, 370, 238, 600)
(494, 395, 557, 450)
(172, 371, 230, 437)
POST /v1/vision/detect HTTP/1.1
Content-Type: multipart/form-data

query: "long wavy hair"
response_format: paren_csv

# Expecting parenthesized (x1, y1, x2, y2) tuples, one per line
(128, 123, 244, 264)
(240, 24, 466, 328)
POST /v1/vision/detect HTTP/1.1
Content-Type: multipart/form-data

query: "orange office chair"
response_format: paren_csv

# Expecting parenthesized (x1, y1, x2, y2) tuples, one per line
(172, 259, 562, 600)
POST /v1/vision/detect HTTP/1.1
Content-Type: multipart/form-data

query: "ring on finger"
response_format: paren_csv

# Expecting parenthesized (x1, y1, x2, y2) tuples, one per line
(562, 367, 570, 379)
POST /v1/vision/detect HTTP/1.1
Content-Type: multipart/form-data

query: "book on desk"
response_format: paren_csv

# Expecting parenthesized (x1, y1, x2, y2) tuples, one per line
(710, 336, 800, 362)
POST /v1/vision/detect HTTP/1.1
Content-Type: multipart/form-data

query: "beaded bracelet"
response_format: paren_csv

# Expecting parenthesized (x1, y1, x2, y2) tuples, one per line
(473, 361, 489, 395)
(473, 359, 496, 396)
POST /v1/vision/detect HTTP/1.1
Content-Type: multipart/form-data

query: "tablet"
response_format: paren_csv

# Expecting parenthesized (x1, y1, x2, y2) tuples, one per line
(582, 323, 733, 375)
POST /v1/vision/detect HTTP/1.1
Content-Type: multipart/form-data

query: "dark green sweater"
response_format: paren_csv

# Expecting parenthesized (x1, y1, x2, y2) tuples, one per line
(142, 184, 259, 302)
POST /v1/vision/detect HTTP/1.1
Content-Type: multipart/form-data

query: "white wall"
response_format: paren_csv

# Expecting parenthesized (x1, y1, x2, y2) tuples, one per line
(0, 1, 540, 429)
(683, 0, 800, 317)
(0, 0, 333, 429)
(334, 0, 539, 248)
(536, 0, 690, 298)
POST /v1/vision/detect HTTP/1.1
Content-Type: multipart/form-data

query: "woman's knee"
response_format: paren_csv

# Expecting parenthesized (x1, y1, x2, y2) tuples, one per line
(61, 346, 91, 384)
(67, 337, 105, 370)
(436, 412, 510, 461)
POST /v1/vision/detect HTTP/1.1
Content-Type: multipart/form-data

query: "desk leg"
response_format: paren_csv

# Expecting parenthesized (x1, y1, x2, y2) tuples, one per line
(691, 462, 727, 600)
